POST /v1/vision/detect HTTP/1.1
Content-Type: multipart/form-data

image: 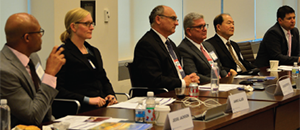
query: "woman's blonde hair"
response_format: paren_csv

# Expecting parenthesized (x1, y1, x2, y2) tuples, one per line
(60, 7, 90, 43)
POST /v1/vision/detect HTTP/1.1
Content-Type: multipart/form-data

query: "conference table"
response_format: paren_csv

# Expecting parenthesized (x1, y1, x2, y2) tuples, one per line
(73, 67, 300, 130)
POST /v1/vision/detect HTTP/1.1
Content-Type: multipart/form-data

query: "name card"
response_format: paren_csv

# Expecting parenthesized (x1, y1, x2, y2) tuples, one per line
(164, 107, 193, 130)
(226, 92, 249, 113)
(274, 78, 293, 96)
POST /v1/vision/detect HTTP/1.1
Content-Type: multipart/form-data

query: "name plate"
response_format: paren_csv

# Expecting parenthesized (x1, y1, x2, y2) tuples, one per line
(226, 92, 249, 113)
(164, 107, 193, 130)
(275, 78, 293, 96)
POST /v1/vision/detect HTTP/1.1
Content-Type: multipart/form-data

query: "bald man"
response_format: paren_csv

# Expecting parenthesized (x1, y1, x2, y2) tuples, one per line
(132, 5, 199, 92)
(0, 13, 65, 127)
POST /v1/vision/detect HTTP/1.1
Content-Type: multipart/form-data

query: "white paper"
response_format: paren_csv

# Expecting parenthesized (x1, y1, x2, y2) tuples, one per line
(234, 75, 252, 79)
(108, 97, 176, 109)
(278, 78, 294, 96)
(227, 92, 249, 113)
(165, 108, 193, 130)
(199, 84, 243, 92)
(278, 65, 300, 71)
(48, 115, 128, 129)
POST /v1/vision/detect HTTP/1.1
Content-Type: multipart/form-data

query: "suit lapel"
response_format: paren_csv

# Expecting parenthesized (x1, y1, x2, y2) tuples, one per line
(184, 38, 211, 68)
(65, 40, 94, 70)
(215, 35, 235, 62)
(2, 46, 35, 96)
(149, 29, 179, 73)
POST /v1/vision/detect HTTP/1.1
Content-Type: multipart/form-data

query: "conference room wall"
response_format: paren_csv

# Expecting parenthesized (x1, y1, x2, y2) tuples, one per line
(0, 0, 28, 48)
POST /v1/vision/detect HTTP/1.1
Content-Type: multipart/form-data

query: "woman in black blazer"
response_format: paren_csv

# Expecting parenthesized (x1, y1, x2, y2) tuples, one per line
(56, 8, 118, 113)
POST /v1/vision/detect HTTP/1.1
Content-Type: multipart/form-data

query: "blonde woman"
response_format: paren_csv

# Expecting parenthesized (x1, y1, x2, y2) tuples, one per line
(56, 8, 117, 113)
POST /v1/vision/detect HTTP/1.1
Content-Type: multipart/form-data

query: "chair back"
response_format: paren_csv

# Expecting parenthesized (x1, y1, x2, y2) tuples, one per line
(52, 99, 81, 119)
(238, 42, 255, 63)
(125, 62, 168, 98)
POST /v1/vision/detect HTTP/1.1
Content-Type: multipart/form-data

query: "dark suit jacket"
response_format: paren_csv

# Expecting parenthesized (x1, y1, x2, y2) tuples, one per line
(255, 22, 299, 67)
(178, 38, 228, 83)
(56, 39, 115, 113)
(0, 45, 58, 127)
(206, 34, 255, 72)
(132, 29, 182, 91)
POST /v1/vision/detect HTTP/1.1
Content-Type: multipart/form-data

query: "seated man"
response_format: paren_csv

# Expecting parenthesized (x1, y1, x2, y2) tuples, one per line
(206, 13, 257, 74)
(132, 5, 199, 91)
(178, 12, 237, 83)
(0, 13, 66, 127)
(255, 5, 299, 68)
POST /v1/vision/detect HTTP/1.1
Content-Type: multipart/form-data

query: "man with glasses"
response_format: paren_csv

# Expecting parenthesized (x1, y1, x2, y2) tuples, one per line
(178, 13, 236, 83)
(132, 5, 199, 92)
(206, 13, 256, 74)
(0, 13, 66, 127)
(255, 5, 299, 67)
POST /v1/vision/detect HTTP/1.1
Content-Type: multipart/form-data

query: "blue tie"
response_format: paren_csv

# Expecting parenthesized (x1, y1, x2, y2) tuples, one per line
(165, 40, 186, 78)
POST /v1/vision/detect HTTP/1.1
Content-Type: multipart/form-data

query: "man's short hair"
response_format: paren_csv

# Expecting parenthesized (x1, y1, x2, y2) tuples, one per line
(183, 12, 204, 35)
(277, 5, 295, 21)
(213, 13, 230, 32)
(149, 5, 164, 26)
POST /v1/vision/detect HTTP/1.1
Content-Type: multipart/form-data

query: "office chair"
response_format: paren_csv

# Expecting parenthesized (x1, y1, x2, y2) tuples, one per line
(125, 62, 169, 98)
(52, 99, 81, 119)
(238, 42, 255, 63)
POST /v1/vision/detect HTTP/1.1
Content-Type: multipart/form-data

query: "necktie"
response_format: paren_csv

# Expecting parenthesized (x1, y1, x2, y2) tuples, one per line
(287, 31, 292, 56)
(200, 45, 212, 62)
(226, 41, 247, 72)
(165, 40, 186, 78)
(28, 59, 40, 91)
(200, 45, 219, 78)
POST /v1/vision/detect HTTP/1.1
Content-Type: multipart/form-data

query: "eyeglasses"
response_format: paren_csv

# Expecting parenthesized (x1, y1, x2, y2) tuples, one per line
(23, 28, 45, 37)
(158, 15, 179, 22)
(190, 24, 209, 30)
(75, 22, 95, 27)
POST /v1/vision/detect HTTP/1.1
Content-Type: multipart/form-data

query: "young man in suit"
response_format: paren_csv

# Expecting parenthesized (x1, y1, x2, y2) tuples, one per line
(0, 13, 66, 127)
(255, 5, 300, 68)
(132, 5, 199, 91)
(206, 13, 256, 74)
(178, 12, 237, 83)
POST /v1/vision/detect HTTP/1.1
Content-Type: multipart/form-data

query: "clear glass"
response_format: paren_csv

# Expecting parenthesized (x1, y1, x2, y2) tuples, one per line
(135, 101, 145, 123)
(211, 63, 219, 93)
(292, 62, 299, 77)
(0, 99, 10, 130)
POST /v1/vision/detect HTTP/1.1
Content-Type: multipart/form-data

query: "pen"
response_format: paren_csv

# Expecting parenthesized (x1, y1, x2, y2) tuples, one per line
(237, 87, 244, 90)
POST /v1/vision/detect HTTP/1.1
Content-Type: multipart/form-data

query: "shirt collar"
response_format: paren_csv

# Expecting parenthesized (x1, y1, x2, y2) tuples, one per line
(217, 33, 230, 45)
(7, 45, 30, 67)
(280, 25, 289, 36)
(186, 37, 201, 50)
(152, 28, 168, 43)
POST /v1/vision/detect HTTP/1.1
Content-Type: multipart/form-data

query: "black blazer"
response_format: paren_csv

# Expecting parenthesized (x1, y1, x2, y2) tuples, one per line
(132, 29, 182, 91)
(56, 39, 115, 113)
(206, 34, 255, 72)
(178, 38, 228, 83)
(255, 22, 299, 67)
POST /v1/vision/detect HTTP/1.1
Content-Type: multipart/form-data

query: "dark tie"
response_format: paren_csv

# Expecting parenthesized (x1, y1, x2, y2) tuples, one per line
(226, 41, 247, 72)
(28, 59, 40, 91)
(165, 40, 186, 78)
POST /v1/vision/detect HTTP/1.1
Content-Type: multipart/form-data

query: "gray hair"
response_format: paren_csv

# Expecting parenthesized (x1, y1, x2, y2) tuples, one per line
(149, 5, 165, 26)
(183, 12, 204, 35)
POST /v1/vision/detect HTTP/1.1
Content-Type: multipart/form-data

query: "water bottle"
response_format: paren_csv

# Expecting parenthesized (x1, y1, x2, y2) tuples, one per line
(145, 91, 155, 124)
(135, 100, 145, 123)
(292, 62, 299, 86)
(0, 99, 11, 130)
(211, 63, 219, 93)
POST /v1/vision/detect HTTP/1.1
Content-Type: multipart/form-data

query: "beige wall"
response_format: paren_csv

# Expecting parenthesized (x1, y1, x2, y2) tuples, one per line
(31, 0, 120, 93)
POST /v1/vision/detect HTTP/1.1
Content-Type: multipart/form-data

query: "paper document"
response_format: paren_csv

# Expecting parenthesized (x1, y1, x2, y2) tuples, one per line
(108, 97, 175, 109)
(278, 65, 300, 71)
(47, 115, 128, 129)
(199, 84, 243, 92)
